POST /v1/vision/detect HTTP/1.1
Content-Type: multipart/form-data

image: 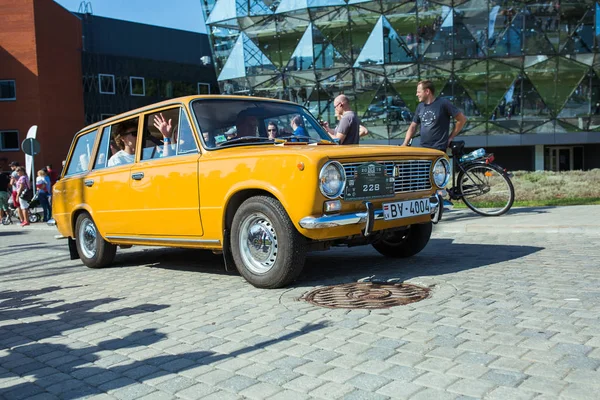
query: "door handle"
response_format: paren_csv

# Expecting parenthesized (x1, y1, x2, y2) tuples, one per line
(84, 179, 94, 187)
(131, 172, 144, 180)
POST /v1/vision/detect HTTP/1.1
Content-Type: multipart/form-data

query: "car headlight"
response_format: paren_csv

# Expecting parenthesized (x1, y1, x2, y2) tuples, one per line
(319, 161, 346, 199)
(433, 158, 450, 188)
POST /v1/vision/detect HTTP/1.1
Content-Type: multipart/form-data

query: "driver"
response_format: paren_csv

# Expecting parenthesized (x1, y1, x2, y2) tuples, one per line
(235, 112, 259, 138)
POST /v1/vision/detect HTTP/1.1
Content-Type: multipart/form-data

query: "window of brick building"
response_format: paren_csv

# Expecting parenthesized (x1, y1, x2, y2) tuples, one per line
(0, 131, 19, 151)
(130, 77, 145, 96)
(198, 83, 210, 95)
(99, 74, 115, 94)
(0, 80, 16, 101)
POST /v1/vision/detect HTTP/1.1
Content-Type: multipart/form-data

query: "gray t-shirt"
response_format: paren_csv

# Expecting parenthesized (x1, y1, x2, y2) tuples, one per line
(413, 98, 460, 151)
(336, 111, 360, 145)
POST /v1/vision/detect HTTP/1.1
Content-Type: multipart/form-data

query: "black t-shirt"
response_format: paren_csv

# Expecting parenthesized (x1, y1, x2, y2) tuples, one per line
(0, 173, 9, 192)
(413, 98, 460, 151)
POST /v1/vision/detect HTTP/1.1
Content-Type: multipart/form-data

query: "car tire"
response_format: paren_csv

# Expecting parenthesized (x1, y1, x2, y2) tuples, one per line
(372, 222, 432, 258)
(75, 212, 116, 269)
(231, 196, 307, 288)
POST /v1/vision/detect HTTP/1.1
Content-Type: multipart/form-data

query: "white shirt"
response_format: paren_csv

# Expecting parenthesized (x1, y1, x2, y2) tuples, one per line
(108, 150, 135, 167)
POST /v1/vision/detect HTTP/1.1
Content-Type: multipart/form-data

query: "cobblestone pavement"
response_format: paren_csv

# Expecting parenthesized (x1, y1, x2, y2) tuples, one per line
(1, 206, 599, 399)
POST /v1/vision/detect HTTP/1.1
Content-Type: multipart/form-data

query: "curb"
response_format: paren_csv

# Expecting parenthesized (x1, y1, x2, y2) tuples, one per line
(433, 224, 600, 234)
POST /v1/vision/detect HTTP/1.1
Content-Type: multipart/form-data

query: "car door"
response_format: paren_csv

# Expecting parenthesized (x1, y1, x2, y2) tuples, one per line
(127, 106, 203, 237)
(84, 119, 139, 236)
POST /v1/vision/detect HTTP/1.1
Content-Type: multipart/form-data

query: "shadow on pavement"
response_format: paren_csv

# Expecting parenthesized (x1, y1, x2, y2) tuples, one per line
(0, 285, 327, 399)
(294, 237, 544, 288)
(112, 247, 231, 276)
(0, 231, 26, 237)
(442, 206, 552, 223)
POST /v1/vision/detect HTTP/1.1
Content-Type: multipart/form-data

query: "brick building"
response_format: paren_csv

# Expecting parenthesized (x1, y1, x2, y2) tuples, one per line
(0, 0, 84, 173)
(0, 0, 217, 173)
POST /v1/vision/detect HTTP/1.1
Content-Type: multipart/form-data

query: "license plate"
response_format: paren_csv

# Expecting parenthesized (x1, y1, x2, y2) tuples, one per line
(383, 198, 431, 221)
(344, 162, 395, 201)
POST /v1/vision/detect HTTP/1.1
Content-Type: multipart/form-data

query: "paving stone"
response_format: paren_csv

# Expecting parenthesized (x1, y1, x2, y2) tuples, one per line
(481, 369, 527, 388)
(559, 383, 599, 400)
(343, 389, 391, 400)
(518, 376, 566, 396)
(413, 371, 459, 390)
(239, 382, 282, 399)
(266, 389, 310, 400)
(172, 383, 216, 399)
(486, 386, 536, 400)
(345, 373, 391, 392)
(373, 380, 422, 398)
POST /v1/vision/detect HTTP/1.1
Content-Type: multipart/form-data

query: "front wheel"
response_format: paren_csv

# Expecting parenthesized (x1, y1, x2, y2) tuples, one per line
(372, 222, 432, 258)
(75, 212, 116, 268)
(231, 196, 307, 288)
(458, 163, 515, 216)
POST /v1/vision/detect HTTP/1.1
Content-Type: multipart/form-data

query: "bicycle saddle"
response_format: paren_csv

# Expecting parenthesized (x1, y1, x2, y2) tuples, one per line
(450, 140, 465, 154)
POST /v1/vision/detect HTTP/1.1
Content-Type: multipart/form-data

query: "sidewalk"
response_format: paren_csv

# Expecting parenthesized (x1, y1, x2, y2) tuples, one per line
(434, 204, 600, 234)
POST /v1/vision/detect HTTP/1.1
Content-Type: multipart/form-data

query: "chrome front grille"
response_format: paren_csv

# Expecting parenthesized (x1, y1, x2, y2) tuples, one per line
(342, 160, 432, 194)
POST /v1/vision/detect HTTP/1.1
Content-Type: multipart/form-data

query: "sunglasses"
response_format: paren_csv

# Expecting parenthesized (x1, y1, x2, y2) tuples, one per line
(125, 131, 137, 137)
(267, 128, 277, 132)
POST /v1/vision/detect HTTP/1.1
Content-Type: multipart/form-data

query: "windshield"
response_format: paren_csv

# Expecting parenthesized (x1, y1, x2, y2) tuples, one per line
(191, 99, 335, 149)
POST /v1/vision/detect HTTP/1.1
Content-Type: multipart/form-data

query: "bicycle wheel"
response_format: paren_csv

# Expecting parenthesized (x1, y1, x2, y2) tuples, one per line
(457, 163, 514, 216)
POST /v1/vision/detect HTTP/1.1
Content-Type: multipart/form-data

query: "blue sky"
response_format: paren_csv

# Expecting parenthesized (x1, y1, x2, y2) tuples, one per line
(54, 0, 207, 33)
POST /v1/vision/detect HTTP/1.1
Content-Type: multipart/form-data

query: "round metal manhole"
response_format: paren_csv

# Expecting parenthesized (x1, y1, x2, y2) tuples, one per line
(302, 282, 431, 309)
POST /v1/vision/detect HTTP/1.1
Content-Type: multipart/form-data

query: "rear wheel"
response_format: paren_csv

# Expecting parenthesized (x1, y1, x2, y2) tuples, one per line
(75, 212, 116, 268)
(231, 196, 307, 288)
(372, 222, 432, 258)
(458, 163, 514, 216)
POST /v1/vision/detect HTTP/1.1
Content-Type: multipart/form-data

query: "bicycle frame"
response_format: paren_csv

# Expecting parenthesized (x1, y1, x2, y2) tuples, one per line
(447, 143, 496, 201)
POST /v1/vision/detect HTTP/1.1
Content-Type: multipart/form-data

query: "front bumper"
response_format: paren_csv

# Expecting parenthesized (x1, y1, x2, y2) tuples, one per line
(299, 193, 443, 235)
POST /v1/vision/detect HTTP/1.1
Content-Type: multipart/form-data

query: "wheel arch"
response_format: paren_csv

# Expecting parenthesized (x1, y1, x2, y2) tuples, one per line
(223, 189, 278, 232)
(70, 206, 94, 239)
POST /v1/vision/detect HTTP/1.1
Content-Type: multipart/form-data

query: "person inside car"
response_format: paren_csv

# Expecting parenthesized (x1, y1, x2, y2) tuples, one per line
(108, 119, 140, 167)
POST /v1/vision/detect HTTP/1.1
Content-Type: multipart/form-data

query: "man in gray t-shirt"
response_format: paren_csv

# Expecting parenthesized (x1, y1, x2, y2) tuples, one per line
(402, 80, 467, 151)
(323, 95, 360, 145)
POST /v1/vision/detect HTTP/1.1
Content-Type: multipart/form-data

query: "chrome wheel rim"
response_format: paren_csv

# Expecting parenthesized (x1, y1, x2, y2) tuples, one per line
(239, 212, 278, 274)
(78, 218, 97, 259)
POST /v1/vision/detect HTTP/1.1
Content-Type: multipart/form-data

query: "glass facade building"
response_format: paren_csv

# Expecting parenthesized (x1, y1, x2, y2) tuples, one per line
(201, 0, 600, 170)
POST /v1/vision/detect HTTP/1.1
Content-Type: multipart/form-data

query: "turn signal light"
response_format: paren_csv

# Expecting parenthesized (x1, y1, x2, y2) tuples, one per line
(324, 200, 341, 212)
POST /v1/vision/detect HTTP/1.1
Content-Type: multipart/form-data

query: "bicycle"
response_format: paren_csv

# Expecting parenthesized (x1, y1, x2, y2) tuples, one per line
(446, 140, 515, 216)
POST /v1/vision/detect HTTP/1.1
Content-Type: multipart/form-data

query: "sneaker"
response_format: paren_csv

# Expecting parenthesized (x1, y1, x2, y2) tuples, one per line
(21, 221, 30, 227)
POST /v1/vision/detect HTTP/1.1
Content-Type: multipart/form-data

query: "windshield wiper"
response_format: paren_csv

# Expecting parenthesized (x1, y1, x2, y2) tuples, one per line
(276, 135, 326, 144)
(216, 137, 273, 146)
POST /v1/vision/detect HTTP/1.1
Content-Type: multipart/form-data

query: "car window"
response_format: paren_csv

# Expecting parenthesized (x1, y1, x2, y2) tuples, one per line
(65, 130, 97, 176)
(93, 126, 111, 170)
(141, 109, 180, 161)
(192, 99, 334, 149)
(176, 108, 198, 155)
(106, 118, 140, 168)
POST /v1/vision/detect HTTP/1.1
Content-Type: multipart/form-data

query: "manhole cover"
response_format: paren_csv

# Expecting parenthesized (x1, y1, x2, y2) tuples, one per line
(302, 282, 430, 309)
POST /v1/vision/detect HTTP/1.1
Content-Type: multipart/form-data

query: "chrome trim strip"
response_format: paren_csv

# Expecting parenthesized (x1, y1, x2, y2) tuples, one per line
(106, 236, 220, 245)
(299, 196, 440, 230)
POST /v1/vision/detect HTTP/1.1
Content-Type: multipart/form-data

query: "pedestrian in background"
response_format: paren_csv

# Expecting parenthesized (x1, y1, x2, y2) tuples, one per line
(9, 161, 20, 214)
(402, 80, 467, 151)
(322, 94, 361, 145)
(0, 172, 9, 222)
(36, 169, 52, 222)
(15, 167, 31, 226)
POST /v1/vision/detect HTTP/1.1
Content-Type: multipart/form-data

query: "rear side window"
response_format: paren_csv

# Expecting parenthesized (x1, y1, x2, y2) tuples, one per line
(65, 130, 98, 176)
(93, 126, 112, 170)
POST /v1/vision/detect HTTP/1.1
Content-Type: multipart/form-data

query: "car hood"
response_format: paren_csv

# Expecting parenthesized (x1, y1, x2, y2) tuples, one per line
(204, 144, 445, 161)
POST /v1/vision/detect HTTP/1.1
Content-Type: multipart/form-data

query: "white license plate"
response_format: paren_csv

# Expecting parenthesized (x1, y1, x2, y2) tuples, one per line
(383, 198, 431, 221)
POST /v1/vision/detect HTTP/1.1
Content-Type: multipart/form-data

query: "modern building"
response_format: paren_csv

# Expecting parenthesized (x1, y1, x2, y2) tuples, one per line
(78, 13, 218, 125)
(201, 0, 600, 171)
(0, 0, 217, 172)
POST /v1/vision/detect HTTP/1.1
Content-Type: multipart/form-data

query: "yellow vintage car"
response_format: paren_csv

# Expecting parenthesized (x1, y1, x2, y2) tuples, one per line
(50, 95, 449, 288)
